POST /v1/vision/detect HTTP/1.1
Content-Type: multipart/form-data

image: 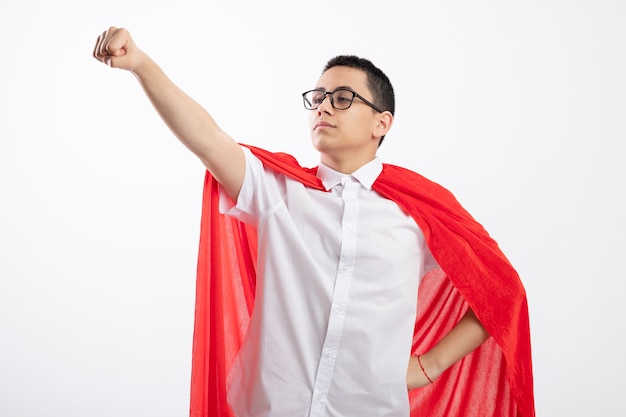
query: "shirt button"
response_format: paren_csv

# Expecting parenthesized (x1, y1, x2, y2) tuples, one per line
(317, 394, 325, 402)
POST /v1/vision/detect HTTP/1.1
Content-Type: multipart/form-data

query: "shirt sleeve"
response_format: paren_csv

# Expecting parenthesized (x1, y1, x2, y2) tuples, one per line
(218, 146, 283, 226)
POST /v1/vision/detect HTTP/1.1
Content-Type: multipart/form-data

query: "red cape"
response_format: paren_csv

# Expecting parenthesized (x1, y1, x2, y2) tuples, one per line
(189, 145, 535, 417)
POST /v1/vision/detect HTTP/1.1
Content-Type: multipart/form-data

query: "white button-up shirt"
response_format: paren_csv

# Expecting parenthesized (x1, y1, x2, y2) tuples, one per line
(220, 147, 438, 417)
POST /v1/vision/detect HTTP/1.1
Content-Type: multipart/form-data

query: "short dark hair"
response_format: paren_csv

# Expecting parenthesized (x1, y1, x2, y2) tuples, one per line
(323, 55, 395, 145)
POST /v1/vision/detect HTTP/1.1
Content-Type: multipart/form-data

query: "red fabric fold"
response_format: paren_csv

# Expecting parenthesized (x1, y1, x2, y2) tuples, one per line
(190, 172, 258, 417)
(190, 145, 535, 417)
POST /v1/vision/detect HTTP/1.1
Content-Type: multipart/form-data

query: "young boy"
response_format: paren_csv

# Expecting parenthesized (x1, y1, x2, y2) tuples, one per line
(93, 26, 534, 417)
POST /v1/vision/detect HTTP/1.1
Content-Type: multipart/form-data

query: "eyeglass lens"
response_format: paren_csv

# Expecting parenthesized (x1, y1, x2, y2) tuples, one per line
(304, 89, 355, 110)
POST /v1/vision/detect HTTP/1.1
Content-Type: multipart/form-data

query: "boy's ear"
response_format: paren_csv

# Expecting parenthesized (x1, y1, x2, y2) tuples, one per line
(375, 111, 393, 138)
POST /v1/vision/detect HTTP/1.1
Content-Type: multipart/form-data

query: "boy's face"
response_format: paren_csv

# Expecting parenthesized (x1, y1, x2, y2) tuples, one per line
(309, 66, 387, 171)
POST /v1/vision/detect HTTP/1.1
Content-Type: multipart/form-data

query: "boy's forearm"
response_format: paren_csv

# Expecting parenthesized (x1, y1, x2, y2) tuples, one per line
(407, 308, 490, 390)
(426, 308, 490, 376)
(131, 55, 227, 167)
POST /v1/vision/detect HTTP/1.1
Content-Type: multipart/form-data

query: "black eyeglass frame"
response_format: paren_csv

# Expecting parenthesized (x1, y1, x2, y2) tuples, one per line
(302, 88, 384, 113)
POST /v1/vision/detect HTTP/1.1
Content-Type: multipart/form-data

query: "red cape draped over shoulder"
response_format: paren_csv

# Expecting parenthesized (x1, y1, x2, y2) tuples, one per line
(189, 145, 535, 417)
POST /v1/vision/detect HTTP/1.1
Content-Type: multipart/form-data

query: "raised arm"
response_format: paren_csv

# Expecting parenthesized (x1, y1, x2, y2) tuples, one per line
(92, 27, 245, 200)
(406, 308, 490, 390)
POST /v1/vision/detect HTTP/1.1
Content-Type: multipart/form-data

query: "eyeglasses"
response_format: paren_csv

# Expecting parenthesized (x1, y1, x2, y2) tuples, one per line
(302, 88, 384, 113)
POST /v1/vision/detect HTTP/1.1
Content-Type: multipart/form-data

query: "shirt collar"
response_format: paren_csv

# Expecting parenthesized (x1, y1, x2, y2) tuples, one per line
(317, 157, 383, 191)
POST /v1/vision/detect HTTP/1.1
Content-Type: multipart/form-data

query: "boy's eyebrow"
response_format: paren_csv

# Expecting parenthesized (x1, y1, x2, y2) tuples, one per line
(314, 85, 354, 91)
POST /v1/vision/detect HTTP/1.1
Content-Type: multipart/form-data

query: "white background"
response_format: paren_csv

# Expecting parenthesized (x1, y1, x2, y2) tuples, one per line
(1, 1, 624, 416)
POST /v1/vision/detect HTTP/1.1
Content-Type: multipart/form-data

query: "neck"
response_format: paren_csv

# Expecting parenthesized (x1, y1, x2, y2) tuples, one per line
(320, 152, 376, 174)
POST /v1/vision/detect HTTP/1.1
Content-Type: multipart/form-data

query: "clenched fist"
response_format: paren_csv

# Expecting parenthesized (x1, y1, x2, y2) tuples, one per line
(92, 27, 147, 72)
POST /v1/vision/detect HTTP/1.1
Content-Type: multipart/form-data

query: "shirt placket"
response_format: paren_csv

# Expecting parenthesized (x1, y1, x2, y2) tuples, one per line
(309, 177, 360, 417)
